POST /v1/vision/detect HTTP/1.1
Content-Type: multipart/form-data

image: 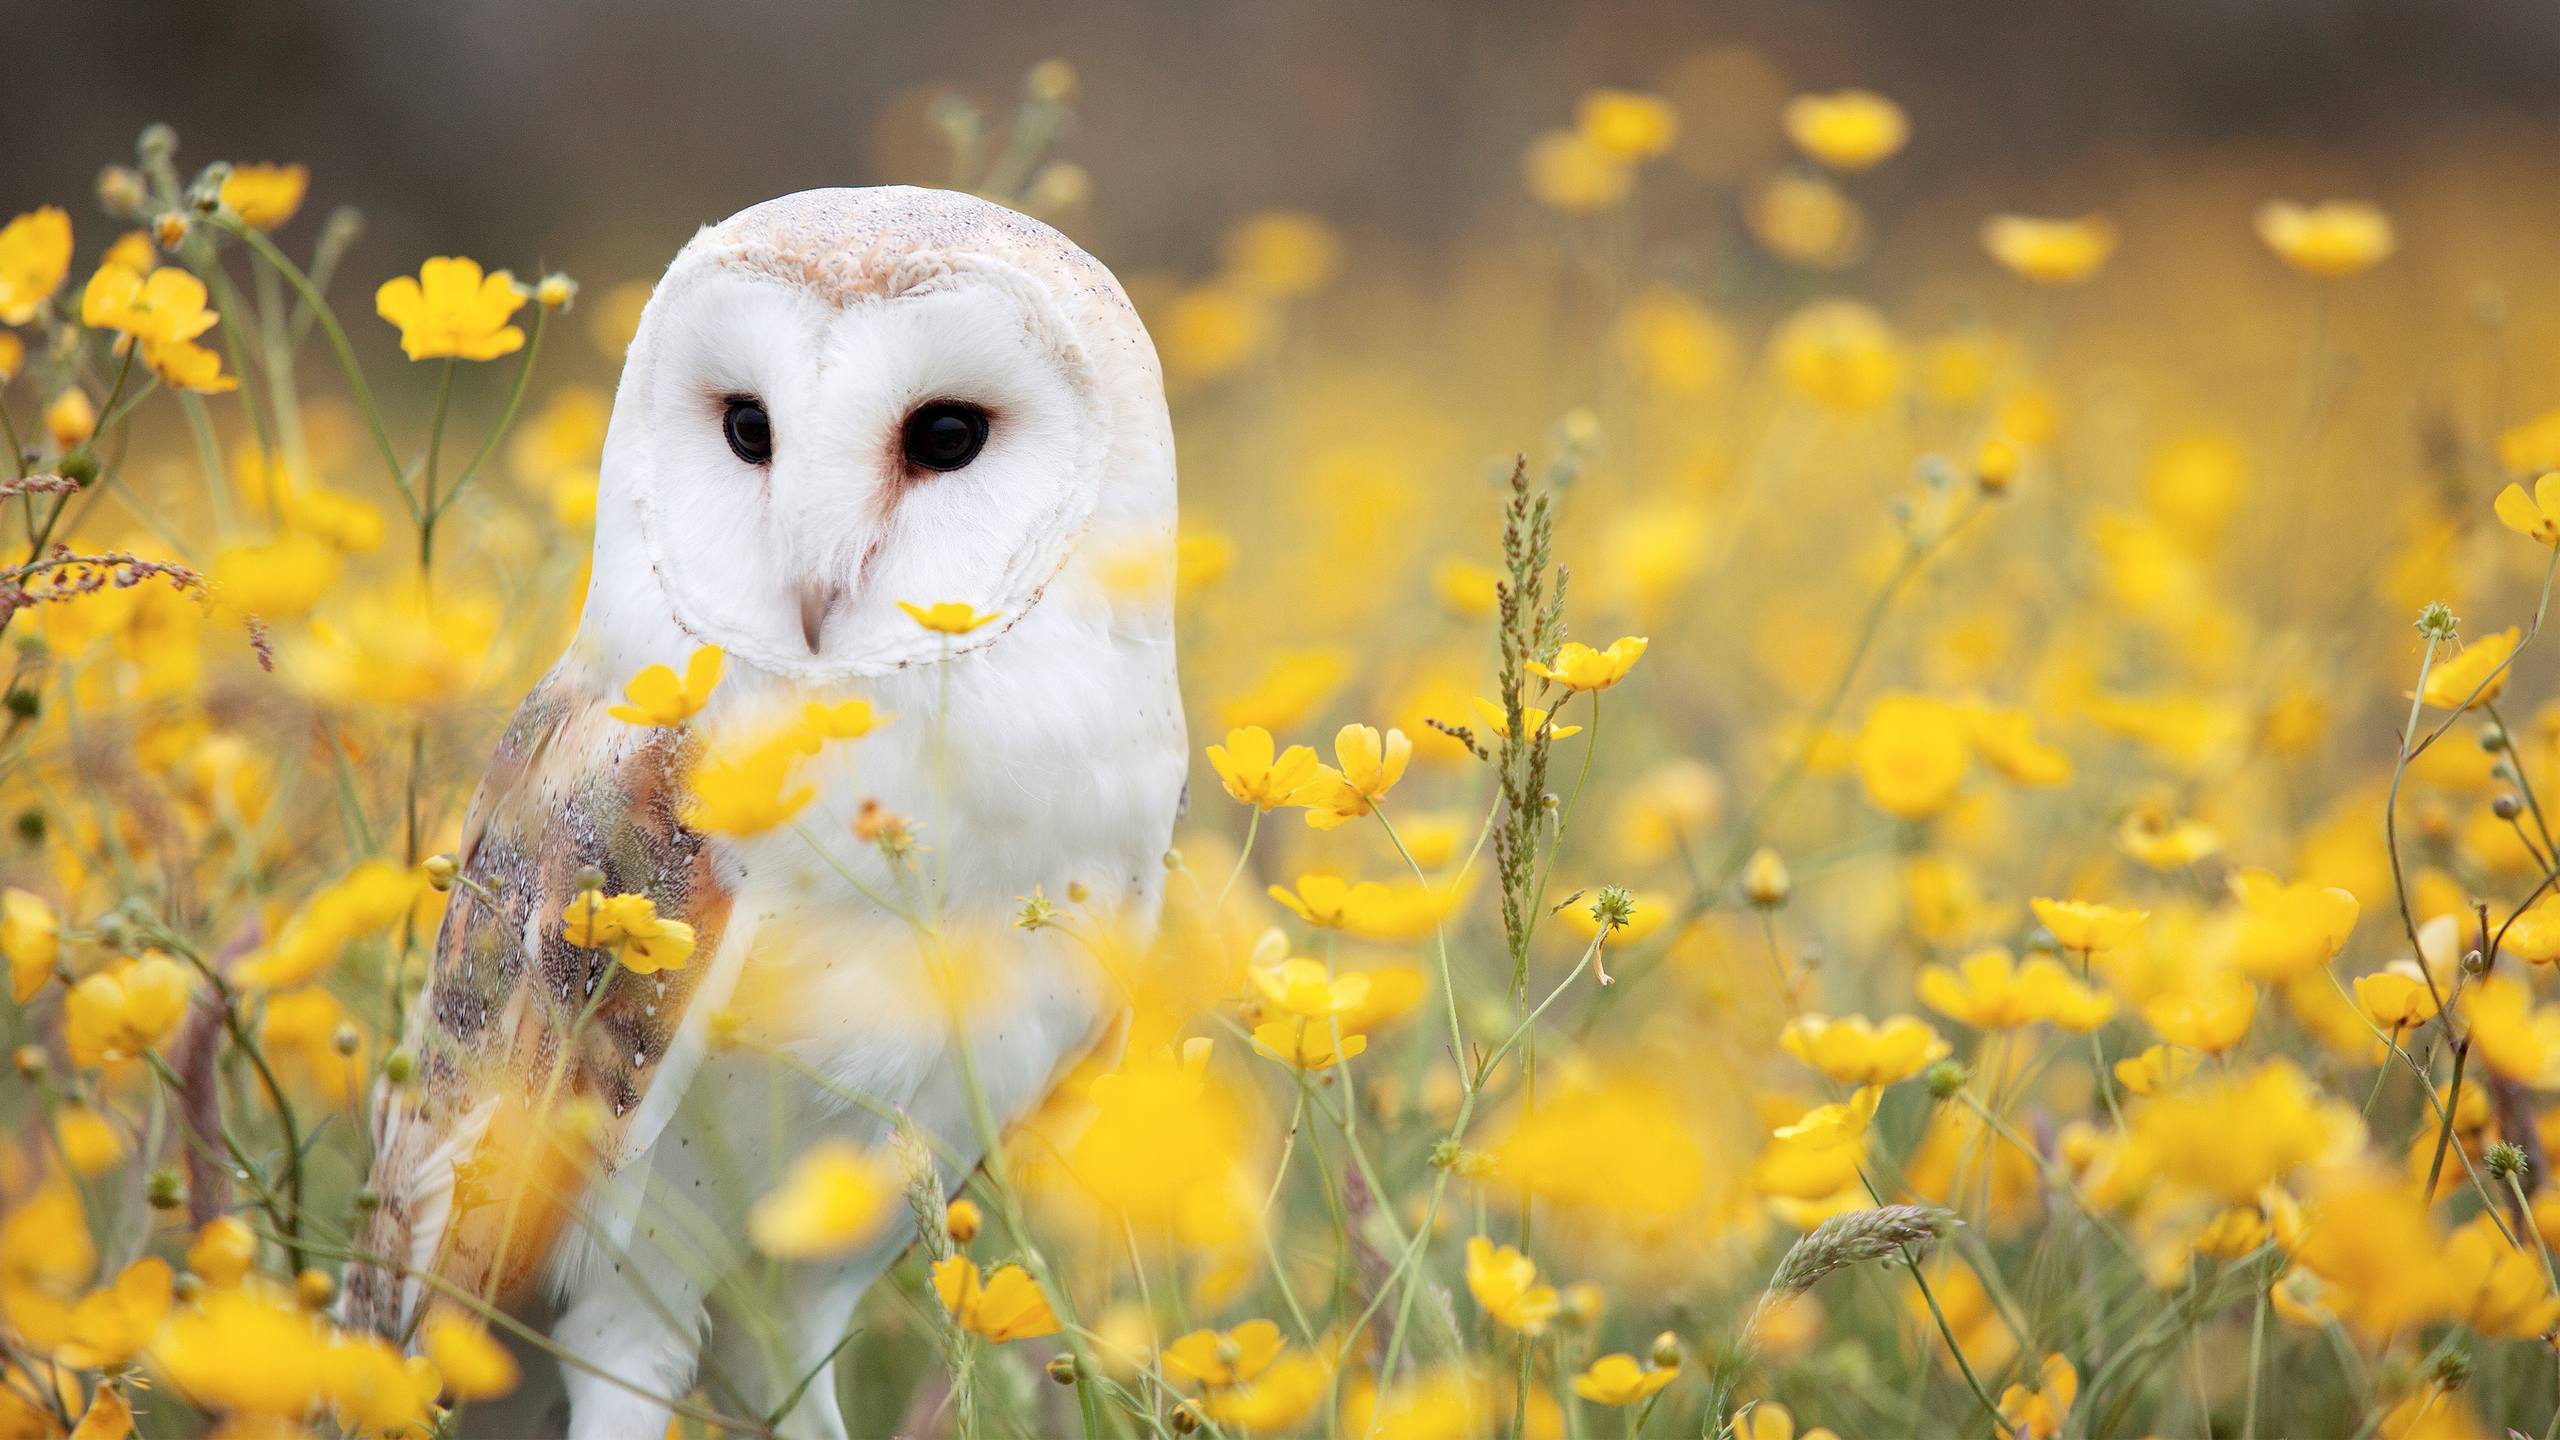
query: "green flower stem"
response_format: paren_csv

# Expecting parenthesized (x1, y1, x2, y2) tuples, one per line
(216, 216, 416, 515)
(429, 303, 550, 526)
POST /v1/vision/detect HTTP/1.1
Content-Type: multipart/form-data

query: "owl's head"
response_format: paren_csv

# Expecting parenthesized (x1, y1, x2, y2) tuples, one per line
(588, 187, 1172, 681)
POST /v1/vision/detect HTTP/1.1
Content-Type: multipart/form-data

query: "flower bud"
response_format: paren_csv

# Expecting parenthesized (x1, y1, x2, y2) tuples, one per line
(2415, 602, 2459, 641)
(536, 273, 578, 310)
(4, 688, 36, 719)
(1649, 1331, 1682, 1369)
(945, 1198, 982, 1244)
(331, 1023, 362, 1058)
(2431, 1348, 2471, 1391)
(295, 1267, 336, 1311)
(1743, 847, 1791, 908)
(1925, 1059, 1969, 1100)
(422, 853, 459, 892)
(354, 1185, 382, 1213)
(574, 866, 608, 893)
(96, 166, 147, 219)
(1162, 848, 1183, 871)
(1046, 1353, 1080, 1385)
(1975, 438, 2018, 495)
(45, 389, 97, 451)
(147, 1167, 187, 1210)
(56, 452, 99, 487)
(2486, 1142, 2528, 1181)
(137, 124, 178, 167)
(2480, 722, 2510, 752)
(2463, 948, 2489, 976)
(2495, 794, 2524, 822)
(1066, 880, 1089, 903)
(152, 212, 191, 250)
(13, 810, 41, 844)
(1026, 58, 1078, 103)
(1169, 1402, 1202, 1435)
(384, 1048, 415, 1084)
(13, 1046, 44, 1080)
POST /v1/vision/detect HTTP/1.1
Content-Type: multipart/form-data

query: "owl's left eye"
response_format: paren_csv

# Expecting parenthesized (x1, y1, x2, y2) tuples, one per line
(901, 401, 990, 472)
(722, 396, 773, 465)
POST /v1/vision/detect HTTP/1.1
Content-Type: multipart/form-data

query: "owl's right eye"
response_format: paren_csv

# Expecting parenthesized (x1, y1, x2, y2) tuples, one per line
(721, 396, 773, 465)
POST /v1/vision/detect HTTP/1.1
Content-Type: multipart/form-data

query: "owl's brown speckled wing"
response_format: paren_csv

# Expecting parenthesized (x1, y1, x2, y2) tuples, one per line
(345, 667, 737, 1336)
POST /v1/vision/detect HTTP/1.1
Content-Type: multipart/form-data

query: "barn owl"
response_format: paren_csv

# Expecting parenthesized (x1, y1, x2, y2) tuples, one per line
(344, 187, 1185, 1439)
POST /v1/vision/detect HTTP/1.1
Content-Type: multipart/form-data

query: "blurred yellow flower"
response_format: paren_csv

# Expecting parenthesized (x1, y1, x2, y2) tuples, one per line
(1616, 289, 1733, 397)
(1216, 649, 1346, 732)
(2494, 473, 2560, 546)
(2417, 626, 2517, 710)
(1206, 725, 1322, 810)
(800, 697, 884, 741)
(2117, 806, 2222, 869)
(1196, 1349, 1330, 1432)
(2141, 971, 2256, 1053)
(3, 888, 60, 1003)
(2107, 1061, 2357, 1206)
(1464, 1236, 1560, 1334)
(374, 255, 527, 361)
(1161, 284, 1270, 379)
(748, 1140, 894, 1260)
(933, 1256, 1060, 1342)
(1736, 1401, 1839, 1440)
(80, 263, 238, 392)
(1750, 1088, 1879, 1201)
(1981, 214, 2116, 283)
(2441, 1211, 2560, 1339)
(1779, 1013, 1949, 1086)
(1577, 89, 1679, 159)
(1749, 173, 1867, 269)
(219, 162, 309, 230)
(64, 953, 190, 1068)
(1967, 703, 2071, 786)
(608, 645, 724, 727)
(685, 729, 817, 836)
(0, 330, 21, 381)
(1573, 1352, 1677, 1406)
(1528, 636, 1646, 692)
(2255, 200, 2395, 278)
(1917, 947, 2114, 1032)
(1251, 1016, 1366, 1070)
(560, 888, 696, 975)
(898, 599, 1002, 634)
(57, 1257, 172, 1369)
(1855, 693, 1971, 819)
(1775, 299, 1902, 413)
(1523, 129, 1632, 212)
(1468, 695, 1580, 742)
(2223, 869, 2359, 981)
(2112, 1043, 2200, 1097)
(2030, 897, 2147, 953)
(0, 206, 71, 324)
(45, 386, 96, 449)
(1249, 955, 1370, 1020)
(235, 859, 422, 991)
(186, 1216, 258, 1288)
(1221, 212, 1341, 298)
(423, 1307, 519, 1400)
(1161, 1317, 1282, 1388)
(1782, 90, 1909, 170)
(2461, 975, 2560, 1084)
(1996, 1353, 2078, 1440)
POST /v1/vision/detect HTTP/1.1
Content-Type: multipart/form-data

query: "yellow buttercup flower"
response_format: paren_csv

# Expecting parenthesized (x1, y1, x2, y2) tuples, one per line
(1205, 725, 1323, 809)
(2494, 472, 2560, 546)
(560, 888, 697, 975)
(1997, 1353, 2078, 1440)
(2141, 971, 2257, 1054)
(2112, 1043, 2201, 1097)
(1855, 693, 1971, 820)
(0, 206, 71, 324)
(1981, 214, 2116, 284)
(1917, 946, 2114, 1032)
(1294, 723, 1411, 829)
(1528, 636, 1646, 692)
(80, 263, 239, 392)
(1735, 1401, 1840, 1440)
(2501, 894, 2560, 963)
(1195, 1350, 1329, 1432)
(2223, 869, 2359, 981)
(1782, 90, 1910, 171)
(2352, 965, 2442, 1029)
(1967, 703, 2071, 786)
(748, 1140, 894, 1260)
(1160, 1318, 1283, 1388)
(685, 729, 818, 836)
(64, 953, 191, 1068)
(1749, 1088, 1880, 1200)
(2, 888, 60, 1003)
(2255, 200, 2395, 278)
(1464, 1236, 1560, 1334)
(606, 645, 724, 727)
(1572, 1352, 1677, 1406)
(2462, 975, 2560, 1085)
(57, 1257, 173, 1369)
(1772, 299, 1904, 414)
(2030, 897, 2147, 953)
(798, 697, 884, 741)
(2416, 626, 2517, 710)
(186, 1216, 259, 1288)
(1250, 956, 1371, 1020)
(1780, 1013, 1950, 1087)
(2117, 805, 2222, 869)
(1523, 129, 1633, 213)
(898, 599, 1002, 634)
(423, 1306, 519, 1400)
(2442, 1212, 2560, 1340)
(933, 1256, 1060, 1342)
(1468, 695, 1581, 741)
(374, 255, 528, 361)
(1222, 212, 1341, 298)
(220, 162, 310, 230)
(1251, 1016, 1367, 1071)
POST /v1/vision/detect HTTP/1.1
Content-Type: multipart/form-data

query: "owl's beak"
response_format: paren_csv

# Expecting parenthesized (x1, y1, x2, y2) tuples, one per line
(797, 582, 840, 653)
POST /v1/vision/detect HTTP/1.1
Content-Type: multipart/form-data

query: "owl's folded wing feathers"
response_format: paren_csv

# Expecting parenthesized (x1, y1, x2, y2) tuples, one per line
(345, 667, 739, 1337)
